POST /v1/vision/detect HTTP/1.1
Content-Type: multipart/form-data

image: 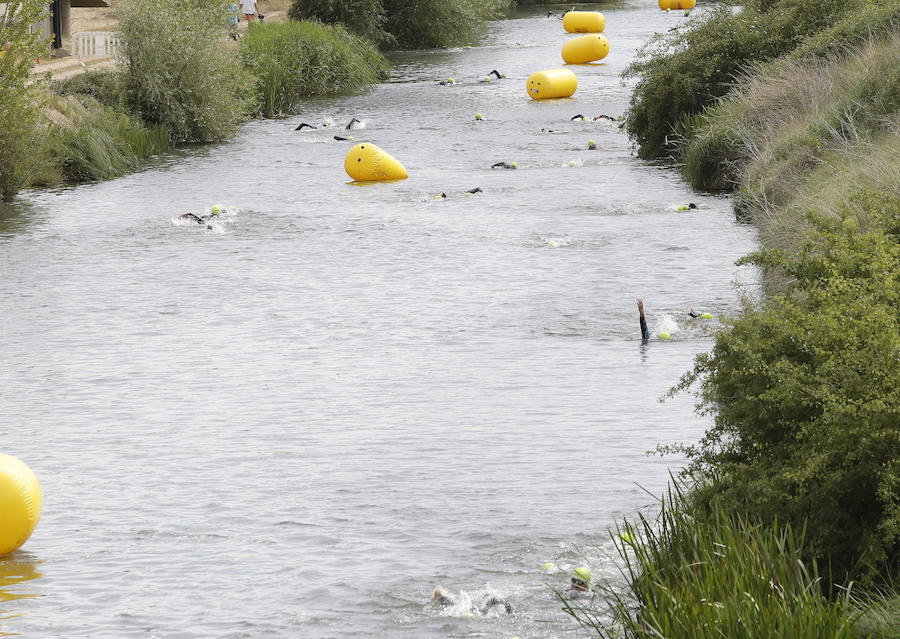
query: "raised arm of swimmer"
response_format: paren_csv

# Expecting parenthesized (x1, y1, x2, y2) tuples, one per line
(638, 298, 650, 340)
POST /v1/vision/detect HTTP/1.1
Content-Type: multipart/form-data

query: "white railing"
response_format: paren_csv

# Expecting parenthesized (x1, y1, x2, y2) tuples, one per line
(72, 31, 121, 60)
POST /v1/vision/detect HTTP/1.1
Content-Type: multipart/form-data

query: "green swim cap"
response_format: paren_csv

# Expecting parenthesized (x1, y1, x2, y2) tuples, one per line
(659, 331, 672, 340)
(573, 566, 591, 585)
(677, 205, 689, 211)
(211, 204, 222, 215)
(510, 161, 518, 168)
(541, 562, 557, 573)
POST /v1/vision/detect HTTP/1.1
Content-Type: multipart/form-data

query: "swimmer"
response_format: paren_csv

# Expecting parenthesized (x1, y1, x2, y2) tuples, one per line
(179, 204, 222, 225)
(638, 298, 651, 340)
(438, 77, 455, 86)
(488, 69, 503, 79)
(491, 161, 517, 169)
(434, 187, 482, 199)
(571, 114, 587, 121)
(567, 566, 592, 599)
(675, 203, 697, 211)
(541, 128, 561, 134)
(346, 117, 362, 130)
(588, 140, 597, 150)
(593, 114, 616, 122)
(333, 135, 353, 141)
(432, 586, 513, 615)
(294, 122, 317, 131)
(687, 307, 713, 319)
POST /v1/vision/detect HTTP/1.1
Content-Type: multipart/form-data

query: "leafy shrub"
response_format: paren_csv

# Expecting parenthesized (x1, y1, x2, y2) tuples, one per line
(624, 0, 866, 160)
(382, 0, 508, 49)
(240, 20, 388, 118)
(0, 0, 51, 200)
(287, 0, 393, 47)
(673, 201, 900, 584)
(117, 0, 256, 143)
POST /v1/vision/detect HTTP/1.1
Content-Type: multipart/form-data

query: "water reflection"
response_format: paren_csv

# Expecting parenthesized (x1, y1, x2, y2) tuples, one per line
(0, 554, 44, 603)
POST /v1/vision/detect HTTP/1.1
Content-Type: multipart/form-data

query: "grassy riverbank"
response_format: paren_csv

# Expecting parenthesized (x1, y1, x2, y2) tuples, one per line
(574, 3, 900, 636)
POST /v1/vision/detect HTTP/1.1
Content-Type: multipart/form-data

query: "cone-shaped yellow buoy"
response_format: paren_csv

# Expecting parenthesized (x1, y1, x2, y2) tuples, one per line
(344, 143, 408, 181)
(562, 35, 610, 64)
(0, 454, 43, 556)
(563, 11, 605, 33)
(526, 68, 578, 100)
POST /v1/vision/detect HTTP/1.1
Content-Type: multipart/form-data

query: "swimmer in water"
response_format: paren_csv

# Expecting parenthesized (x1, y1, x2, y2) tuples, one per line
(180, 204, 222, 224)
(346, 117, 362, 130)
(567, 566, 592, 599)
(333, 135, 353, 141)
(638, 298, 651, 340)
(433, 187, 483, 199)
(432, 586, 513, 615)
(491, 161, 517, 169)
(571, 114, 587, 121)
(294, 122, 317, 131)
(488, 69, 503, 79)
(593, 114, 617, 122)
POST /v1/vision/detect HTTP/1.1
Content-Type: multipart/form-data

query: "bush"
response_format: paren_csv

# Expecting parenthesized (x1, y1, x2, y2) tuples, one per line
(117, 0, 256, 143)
(240, 20, 388, 118)
(672, 202, 900, 584)
(623, 0, 867, 160)
(287, 0, 393, 47)
(382, 0, 508, 49)
(0, 0, 51, 200)
(563, 484, 858, 638)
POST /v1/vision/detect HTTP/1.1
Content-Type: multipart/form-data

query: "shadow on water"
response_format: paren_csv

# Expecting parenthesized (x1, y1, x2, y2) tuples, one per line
(0, 200, 41, 237)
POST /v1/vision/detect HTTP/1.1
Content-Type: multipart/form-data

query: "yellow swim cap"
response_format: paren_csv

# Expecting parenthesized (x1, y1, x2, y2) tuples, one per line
(211, 204, 222, 215)
(572, 566, 591, 585)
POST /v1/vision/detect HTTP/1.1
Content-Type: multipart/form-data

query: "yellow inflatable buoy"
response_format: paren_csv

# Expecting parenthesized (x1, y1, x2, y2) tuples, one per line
(562, 35, 610, 64)
(659, 0, 695, 9)
(0, 454, 43, 556)
(526, 68, 577, 100)
(344, 143, 408, 181)
(563, 10, 605, 33)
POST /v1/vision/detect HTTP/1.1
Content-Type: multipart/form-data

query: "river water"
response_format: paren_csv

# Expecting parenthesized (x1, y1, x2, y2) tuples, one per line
(0, 3, 758, 637)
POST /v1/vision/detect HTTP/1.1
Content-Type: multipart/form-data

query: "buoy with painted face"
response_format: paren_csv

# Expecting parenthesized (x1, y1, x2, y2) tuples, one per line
(562, 34, 610, 64)
(526, 68, 577, 100)
(0, 454, 43, 556)
(563, 10, 605, 33)
(344, 143, 408, 181)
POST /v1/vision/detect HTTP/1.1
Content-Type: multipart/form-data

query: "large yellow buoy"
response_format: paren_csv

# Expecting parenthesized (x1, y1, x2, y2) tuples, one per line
(0, 454, 43, 556)
(561, 34, 610, 64)
(563, 11, 605, 33)
(526, 68, 577, 100)
(344, 143, 408, 181)
(660, 0, 695, 8)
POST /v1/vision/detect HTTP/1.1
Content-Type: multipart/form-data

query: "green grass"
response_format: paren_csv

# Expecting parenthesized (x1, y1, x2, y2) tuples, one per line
(563, 483, 859, 638)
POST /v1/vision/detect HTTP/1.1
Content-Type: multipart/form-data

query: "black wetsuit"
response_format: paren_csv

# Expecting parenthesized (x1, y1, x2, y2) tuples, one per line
(491, 162, 516, 169)
(640, 315, 650, 340)
(294, 122, 317, 130)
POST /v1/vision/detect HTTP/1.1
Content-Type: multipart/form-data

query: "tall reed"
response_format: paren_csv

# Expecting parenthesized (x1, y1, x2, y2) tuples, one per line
(563, 482, 859, 638)
(240, 21, 388, 118)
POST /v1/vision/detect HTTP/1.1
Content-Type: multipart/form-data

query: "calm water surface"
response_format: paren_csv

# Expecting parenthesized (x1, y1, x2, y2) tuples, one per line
(1, 3, 758, 637)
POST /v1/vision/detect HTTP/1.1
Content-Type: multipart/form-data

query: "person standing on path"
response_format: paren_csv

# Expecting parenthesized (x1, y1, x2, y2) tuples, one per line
(241, 0, 258, 22)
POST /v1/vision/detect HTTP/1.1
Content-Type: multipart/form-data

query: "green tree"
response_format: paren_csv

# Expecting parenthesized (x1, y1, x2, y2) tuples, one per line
(0, 0, 50, 200)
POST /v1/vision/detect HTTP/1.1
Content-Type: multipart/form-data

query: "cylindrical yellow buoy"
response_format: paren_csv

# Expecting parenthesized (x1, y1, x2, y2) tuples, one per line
(660, 0, 695, 9)
(563, 11, 605, 33)
(0, 454, 43, 556)
(561, 35, 610, 64)
(526, 68, 577, 100)
(344, 143, 408, 181)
